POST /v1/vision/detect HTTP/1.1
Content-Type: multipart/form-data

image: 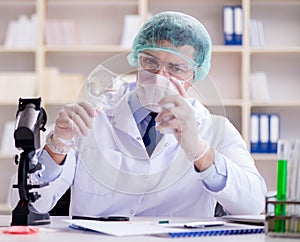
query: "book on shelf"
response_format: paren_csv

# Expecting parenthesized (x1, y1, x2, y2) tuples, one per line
(120, 14, 142, 49)
(250, 72, 270, 102)
(42, 68, 84, 103)
(45, 19, 80, 46)
(249, 19, 265, 48)
(4, 14, 38, 48)
(0, 121, 19, 156)
(0, 72, 36, 103)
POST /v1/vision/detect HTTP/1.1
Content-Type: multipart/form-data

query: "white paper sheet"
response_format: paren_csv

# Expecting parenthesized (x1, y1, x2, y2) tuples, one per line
(221, 214, 265, 225)
(65, 219, 187, 236)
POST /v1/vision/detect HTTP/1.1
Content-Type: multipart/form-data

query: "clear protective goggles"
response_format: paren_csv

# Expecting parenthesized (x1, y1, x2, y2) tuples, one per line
(137, 52, 197, 81)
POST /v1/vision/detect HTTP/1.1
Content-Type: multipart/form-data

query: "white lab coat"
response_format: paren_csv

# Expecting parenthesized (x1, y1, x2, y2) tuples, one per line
(11, 92, 267, 217)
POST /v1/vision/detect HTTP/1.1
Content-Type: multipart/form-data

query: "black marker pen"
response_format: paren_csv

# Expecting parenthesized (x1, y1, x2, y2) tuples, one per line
(72, 215, 129, 222)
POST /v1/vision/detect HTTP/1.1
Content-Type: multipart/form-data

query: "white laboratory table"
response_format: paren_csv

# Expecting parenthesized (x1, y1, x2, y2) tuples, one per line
(0, 215, 295, 242)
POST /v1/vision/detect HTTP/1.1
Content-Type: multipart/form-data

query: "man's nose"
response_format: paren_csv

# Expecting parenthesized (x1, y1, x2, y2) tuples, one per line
(155, 66, 170, 77)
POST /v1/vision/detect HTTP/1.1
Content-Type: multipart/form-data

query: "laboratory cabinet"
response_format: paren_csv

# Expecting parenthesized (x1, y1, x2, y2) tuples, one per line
(0, 0, 299, 213)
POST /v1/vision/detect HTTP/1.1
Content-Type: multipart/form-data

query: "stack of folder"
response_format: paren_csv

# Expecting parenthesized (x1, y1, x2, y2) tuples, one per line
(250, 113, 280, 153)
(249, 19, 265, 48)
(223, 6, 243, 45)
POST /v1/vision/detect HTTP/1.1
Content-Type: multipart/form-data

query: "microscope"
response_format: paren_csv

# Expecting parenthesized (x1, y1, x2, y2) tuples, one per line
(11, 98, 50, 226)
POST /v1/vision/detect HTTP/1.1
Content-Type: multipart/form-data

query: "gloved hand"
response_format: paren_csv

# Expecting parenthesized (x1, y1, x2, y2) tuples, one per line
(47, 101, 96, 154)
(155, 94, 211, 169)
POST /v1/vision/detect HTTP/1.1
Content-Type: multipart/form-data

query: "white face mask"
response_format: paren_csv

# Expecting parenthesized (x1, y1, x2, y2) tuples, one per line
(136, 70, 182, 113)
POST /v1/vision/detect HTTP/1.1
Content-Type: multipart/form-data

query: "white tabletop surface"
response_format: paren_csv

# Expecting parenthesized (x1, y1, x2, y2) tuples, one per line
(0, 215, 295, 242)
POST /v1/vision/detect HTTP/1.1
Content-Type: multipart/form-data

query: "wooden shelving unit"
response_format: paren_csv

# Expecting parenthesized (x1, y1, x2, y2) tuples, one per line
(0, 0, 299, 212)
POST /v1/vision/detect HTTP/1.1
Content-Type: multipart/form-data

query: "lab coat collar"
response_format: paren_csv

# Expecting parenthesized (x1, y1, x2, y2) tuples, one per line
(110, 92, 142, 140)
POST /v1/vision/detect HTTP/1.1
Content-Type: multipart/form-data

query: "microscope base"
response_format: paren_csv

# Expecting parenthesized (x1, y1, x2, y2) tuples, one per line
(11, 201, 50, 226)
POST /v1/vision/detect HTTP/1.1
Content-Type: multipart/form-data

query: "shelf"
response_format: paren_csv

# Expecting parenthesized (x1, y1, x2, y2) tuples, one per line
(251, 0, 300, 5)
(213, 45, 244, 53)
(250, 47, 300, 54)
(250, 101, 300, 107)
(44, 45, 129, 53)
(0, 47, 36, 53)
(46, 0, 138, 6)
(252, 153, 277, 161)
(0, 0, 35, 5)
(206, 99, 244, 107)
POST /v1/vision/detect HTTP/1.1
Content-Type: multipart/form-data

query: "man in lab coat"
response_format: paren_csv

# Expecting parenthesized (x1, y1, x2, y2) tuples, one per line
(12, 11, 267, 217)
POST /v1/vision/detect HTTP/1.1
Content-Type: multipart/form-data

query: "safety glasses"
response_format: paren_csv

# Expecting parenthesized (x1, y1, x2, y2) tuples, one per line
(138, 52, 196, 81)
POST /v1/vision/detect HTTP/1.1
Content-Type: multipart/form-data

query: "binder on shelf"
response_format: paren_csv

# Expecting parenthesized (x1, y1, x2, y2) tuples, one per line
(269, 114, 280, 153)
(223, 6, 243, 45)
(233, 6, 243, 45)
(260, 114, 269, 153)
(250, 113, 260, 153)
(223, 6, 234, 45)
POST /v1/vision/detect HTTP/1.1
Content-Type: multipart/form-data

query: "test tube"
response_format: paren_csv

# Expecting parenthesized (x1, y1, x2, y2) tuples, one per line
(293, 140, 300, 233)
(275, 139, 290, 232)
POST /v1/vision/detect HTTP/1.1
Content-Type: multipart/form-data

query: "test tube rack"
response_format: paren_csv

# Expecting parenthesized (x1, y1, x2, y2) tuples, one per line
(265, 197, 300, 238)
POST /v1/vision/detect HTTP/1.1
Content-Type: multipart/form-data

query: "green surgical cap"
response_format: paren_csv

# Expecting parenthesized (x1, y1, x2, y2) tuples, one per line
(128, 11, 212, 82)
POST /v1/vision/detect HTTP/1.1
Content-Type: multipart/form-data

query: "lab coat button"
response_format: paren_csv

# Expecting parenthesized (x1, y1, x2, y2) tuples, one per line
(129, 209, 134, 215)
(142, 174, 148, 179)
(136, 136, 141, 141)
(165, 143, 169, 147)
